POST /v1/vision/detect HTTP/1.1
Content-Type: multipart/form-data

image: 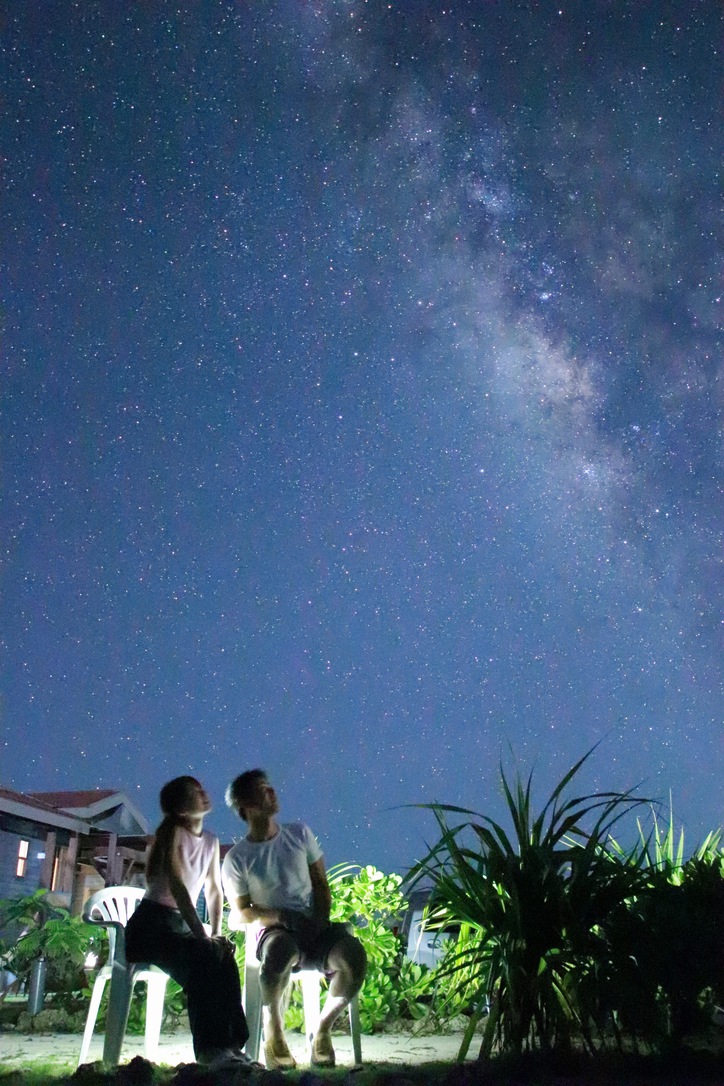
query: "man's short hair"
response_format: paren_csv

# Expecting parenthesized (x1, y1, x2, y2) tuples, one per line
(226, 768, 267, 821)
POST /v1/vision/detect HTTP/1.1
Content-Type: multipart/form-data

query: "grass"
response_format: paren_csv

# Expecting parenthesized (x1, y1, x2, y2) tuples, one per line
(1, 1039, 723, 1086)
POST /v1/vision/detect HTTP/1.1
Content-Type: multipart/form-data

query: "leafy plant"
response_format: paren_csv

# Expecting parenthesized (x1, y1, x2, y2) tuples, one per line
(407, 748, 649, 1059)
(1, 889, 68, 937)
(0, 891, 98, 994)
(327, 863, 407, 1031)
(282, 863, 411, 1033)
(604, 810, 724, 1047)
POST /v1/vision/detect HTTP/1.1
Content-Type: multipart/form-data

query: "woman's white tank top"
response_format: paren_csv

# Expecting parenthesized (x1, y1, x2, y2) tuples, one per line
(145, 826, 216, 909)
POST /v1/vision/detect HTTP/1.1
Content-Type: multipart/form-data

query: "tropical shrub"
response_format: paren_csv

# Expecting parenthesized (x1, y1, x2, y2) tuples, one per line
(281, 863, 412, 1033)
(603, 815, 724, 1047)
(407, 749, 650, 1059)
(329, 863, 407, 1030)
(0, 890, 98, 996)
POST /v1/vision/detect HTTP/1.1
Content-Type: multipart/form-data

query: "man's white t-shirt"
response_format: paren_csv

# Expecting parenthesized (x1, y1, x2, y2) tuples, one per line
(222, 822, 323, 917)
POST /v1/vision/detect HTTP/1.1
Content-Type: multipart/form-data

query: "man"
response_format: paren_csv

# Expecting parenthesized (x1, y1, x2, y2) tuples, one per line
(222, 770, 366, 1070)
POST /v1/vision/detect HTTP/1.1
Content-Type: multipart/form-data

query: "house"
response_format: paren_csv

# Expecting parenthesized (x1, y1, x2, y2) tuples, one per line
(0, 786, 150, 914)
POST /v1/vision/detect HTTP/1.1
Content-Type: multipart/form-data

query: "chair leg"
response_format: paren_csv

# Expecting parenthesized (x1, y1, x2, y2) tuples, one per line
(144, 973, 168, 1062)
(300, 972, 321, 1055)
(103, 961, 135, 1065)
(78, 973, 109, 1066)
(242, 960, 263, 1062)
(349, 992, 362, 1065)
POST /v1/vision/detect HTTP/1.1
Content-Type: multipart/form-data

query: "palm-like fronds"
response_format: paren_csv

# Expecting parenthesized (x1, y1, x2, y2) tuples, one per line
(407, 748, 650, 1059)
(605, 804, 724, 1043)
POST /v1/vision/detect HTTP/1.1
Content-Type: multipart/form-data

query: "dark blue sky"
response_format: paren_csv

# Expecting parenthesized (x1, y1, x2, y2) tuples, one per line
(2, 1, 721, 873)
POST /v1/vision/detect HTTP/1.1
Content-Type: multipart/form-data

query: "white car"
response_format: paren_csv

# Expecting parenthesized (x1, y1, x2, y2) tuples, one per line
(405, 907, 454, 968)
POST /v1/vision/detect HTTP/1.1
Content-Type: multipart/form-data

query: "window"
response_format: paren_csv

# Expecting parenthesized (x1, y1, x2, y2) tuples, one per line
(16, 839, 29, 878)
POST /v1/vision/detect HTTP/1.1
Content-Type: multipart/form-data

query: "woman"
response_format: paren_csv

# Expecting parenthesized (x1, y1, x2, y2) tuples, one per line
(126, 776, 249, 1066)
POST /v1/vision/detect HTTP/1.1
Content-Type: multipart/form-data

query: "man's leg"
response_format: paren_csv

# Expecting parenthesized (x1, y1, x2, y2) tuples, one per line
(313, 933, 366, 1066)
(259, 929, 300, 1068)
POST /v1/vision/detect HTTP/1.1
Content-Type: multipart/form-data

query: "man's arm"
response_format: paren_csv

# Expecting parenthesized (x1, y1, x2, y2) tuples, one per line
(226, 893, 284, 931)
(309, 857, 332, 924)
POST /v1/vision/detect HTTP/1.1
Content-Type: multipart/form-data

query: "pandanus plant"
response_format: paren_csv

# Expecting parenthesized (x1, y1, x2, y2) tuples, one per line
(408, 748, 650, 1060)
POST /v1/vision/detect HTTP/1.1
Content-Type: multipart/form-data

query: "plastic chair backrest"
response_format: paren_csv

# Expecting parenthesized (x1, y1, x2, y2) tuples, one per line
(83, 886, 145, 964)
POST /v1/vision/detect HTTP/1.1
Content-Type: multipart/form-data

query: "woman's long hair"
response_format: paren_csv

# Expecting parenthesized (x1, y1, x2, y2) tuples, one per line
(146, 776, 200, 882)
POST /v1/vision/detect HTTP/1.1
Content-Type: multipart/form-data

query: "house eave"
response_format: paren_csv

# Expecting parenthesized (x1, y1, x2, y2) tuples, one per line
(58, 792, 149, 835)
(0, 796, 90, 834)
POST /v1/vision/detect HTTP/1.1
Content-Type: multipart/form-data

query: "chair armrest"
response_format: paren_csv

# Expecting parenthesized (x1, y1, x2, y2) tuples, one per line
(82, 917, 127, 966)
(83, 917, 125, 932)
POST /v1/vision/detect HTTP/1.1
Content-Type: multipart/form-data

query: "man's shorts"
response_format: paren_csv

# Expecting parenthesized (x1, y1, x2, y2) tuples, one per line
(256, 921, 350, 974)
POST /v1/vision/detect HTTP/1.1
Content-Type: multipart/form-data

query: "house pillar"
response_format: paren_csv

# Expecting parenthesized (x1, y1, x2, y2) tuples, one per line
(70, 863, 98, 916)
(105, 832, 120, 885)
(62, 833, 79, 894)
(39, 830, 56, 889)
(70, 866, 85, 916)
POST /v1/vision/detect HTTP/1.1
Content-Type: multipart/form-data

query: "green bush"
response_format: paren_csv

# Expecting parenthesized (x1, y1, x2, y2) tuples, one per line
(329, 863, 407, 1030)
(602, 815, 724, 1047)
(279, 863, 412, 1033)
(0, 890, 98, 996)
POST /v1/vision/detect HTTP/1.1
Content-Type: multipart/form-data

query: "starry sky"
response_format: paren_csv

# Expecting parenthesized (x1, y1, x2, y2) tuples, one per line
(2, 1, 721, 876)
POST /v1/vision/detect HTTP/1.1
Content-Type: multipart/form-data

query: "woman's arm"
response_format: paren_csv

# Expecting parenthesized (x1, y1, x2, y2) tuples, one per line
(203, 838, 224, 938)
(166, 827, 209, 940)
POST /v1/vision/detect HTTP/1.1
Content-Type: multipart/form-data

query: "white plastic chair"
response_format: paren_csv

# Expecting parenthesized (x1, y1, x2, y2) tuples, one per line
(242, 922, 362, 1065)
(78, 886, 169, 1067)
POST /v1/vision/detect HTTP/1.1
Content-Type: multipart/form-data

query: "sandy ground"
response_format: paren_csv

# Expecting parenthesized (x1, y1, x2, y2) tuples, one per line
(0, 1028, 474, 1071)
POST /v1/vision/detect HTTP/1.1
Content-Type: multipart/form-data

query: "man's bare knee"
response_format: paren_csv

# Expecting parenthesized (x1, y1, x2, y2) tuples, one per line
(327, 934, 366, 990)
(259, 931, 299, 991)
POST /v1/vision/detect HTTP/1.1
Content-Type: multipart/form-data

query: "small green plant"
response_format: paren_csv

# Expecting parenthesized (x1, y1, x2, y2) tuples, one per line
(328, 863, 407, 1031)
(0, 890, 98, 996)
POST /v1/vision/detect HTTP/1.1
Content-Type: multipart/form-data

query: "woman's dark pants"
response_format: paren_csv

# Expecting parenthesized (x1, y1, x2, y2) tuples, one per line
(126, 899, 248, 1061)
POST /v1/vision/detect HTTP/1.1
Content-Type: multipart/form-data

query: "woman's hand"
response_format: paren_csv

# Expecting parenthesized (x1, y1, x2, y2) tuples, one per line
(212, 935, 236, 952)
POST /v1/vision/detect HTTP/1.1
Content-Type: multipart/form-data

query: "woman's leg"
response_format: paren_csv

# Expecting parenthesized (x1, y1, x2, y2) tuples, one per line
(181, 938, 247, 1059)
(126, 903, 247, 1060)
(186, 938, 248, 1054)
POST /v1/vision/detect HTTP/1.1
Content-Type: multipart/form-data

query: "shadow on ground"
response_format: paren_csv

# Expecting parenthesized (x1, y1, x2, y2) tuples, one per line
(2, 1048, 724, 1086)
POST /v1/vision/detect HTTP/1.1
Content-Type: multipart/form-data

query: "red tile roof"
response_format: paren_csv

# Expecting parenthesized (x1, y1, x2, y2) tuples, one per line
(0, 786, 62, 814)
(0, 786, 93, 832)
(28, 790, 119, 808)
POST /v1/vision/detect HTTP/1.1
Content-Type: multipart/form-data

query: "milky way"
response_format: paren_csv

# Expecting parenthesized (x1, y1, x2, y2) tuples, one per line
(1, 1, 721, 872)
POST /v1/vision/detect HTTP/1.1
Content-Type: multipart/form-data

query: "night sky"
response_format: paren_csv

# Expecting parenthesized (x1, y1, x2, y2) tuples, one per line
(2, 2, 721, 876)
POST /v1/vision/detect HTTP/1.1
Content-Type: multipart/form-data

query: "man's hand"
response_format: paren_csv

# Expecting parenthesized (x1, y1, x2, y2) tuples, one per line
(280, 910, 329, 940)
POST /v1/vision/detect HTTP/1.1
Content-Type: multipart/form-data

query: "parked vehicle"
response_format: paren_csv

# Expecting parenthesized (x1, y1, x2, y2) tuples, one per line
(400, 888, 455, 968)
